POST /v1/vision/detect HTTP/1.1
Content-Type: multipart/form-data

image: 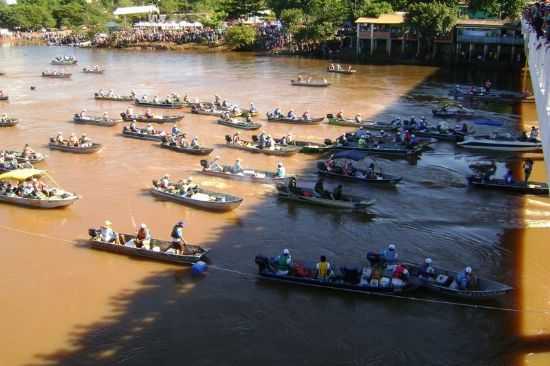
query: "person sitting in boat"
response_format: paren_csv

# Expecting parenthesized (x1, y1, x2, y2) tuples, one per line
(315, 255, 333, 281)
(68, 133, 79, 146)
(232, 132, 241, 144)
(529, 126, 539, 141)
(208, 156, 223, 172)
(55, 132, 65, 144)
(145, 124, 155, 135)
(79, 133, 91, 146)
(168, 221, 187, 254)
(523, 159, 534, 184)
(332, 184, 343, 200)
(233, 159, 243, 174)
(394, 131, 402, 143)
(130, 223, 151, 249)
(302, 111, 311, 120)
(504, 169, 514, 184)
(353, 113, 362, 124)
(129, 90, 136, 99)
(178, 134, 188, 147)
(245, 115, 253, 123)
(287, 109, 297, 120)
(419, 258, 436, 278)
(484, 80, 492, 93)
(297, 74, 303, 82)
(382, 244, 398, 265)
(314, 177, 329, 198)
(145, 109, 155, 118)
(153, 96, 160, 104)
(272, 108, 282, 118)
(129, 121, 138, 132)
(366, 163, 376, 178)
(275, 249, 292, 276)
(171, 126, 182, 136)
(21, 144, 34, 158)
(455, 266, 475, 290)
(249, 103, 257, 113)
(336, 110, 345, 120)
(79, 109, 87, 118)
(190, 136, 200, 148)
(419, 117, 428, 130)
(125, 107, 134, 117)
(158, 174, 171, 189)
(214, 95, 222, 105)
(275, 162, 285, 178)
(0, 113, 7, 121)
(231, 105, 241, 115)
(221, 111, 230, 121)
(102, 112, 110, 121)
(99, 221, 117, 243)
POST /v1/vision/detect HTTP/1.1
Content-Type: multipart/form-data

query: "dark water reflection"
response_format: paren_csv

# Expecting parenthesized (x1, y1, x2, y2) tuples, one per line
(0, 46, 548, 365)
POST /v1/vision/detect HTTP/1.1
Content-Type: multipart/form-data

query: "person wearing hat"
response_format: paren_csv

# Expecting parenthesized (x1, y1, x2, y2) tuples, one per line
(55, 132, 65, 144)
(275, 248, 292, 275)
(99, 220, 117, 243)
(68, 133, 78, 146)
(145, 123, 155, 134)
(382, 244, 398, 265)
(232, 158, 242, 174)
(419, 258, 435, 278)
(169, 221, 188, 254)
(275, 162, 286, 178)
(456, 266, 474, 290)
(79, 133, 90, 146)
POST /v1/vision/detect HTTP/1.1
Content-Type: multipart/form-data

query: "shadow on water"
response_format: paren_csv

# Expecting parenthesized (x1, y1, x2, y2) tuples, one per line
(24, 55, 548, 366)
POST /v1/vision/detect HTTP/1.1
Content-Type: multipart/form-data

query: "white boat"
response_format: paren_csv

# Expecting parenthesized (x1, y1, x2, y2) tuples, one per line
(457, 136, 542, 152)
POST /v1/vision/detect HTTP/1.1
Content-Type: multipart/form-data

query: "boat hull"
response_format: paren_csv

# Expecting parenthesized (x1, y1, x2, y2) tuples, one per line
(467, 176, 549, 195)
(0, 194, 78, 208)
(48, 142, 102, 154)
(151, 187, 243, 212)
(160, 143, 213, 155)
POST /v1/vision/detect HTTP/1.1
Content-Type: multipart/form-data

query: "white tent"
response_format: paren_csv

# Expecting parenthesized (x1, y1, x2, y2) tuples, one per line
(113, 5, 159, 17)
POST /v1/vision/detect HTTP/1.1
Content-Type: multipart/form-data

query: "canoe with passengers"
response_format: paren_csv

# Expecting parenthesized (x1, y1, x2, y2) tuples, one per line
(326, 116, 399, 131)
(192, 106, 241, 117)
(121, 112, 183, 123)
(88, 229, 209, 265)
(467, 175, 549, 195)
(73, 114, 121, 127)
(317, 162, 402, 186)
(82, 68, 104, 74)
(405, 262, 512, 300)
(51, 59, 77, 66)
(217, 118, 261, 130)
(327, 142, 424, 157)
(2, 150, 46, 163)
(266, 114, 324, 125)
(42, 72, 71, 79)
(223, 137, 300, 157)
(457, 136, 542, 153)
(290, 80, 330, 87)
(0, 118, 18, 127)
(135, 99, 184, 109)
(326, 68, 357, 74)
(94, 93, 134, 102)
(275, 139, 329, 154)
(432, 105, 475, 118)
(199, 160, 289, 184)
(160, 142, 213, 156)
(0, 95, 8, 101)
(121, 127, 167, 141)
(48, 141, 102, 154)
(276, 183, 375, 212)
(255, 256, 417, 296)
(150, 183, 243, 212)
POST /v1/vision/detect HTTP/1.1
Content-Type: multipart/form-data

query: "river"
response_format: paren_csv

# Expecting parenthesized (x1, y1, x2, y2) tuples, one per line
(0, 45, 549, 366)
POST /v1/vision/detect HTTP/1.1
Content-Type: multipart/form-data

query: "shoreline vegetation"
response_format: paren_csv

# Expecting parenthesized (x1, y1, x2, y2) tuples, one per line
(0, 0, 527, 67)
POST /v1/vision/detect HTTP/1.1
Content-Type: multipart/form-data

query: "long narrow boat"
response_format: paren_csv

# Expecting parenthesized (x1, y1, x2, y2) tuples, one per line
(160, 142, 213, 156)
(199, 161, 289, 183)
(82, 68, 104, 74)
(94, 93, 134, 102)
(88, 229, 209, 265)
(405, 262, 512, 299)
(266, 114, 324, 125)
(412, 128, 466, 142)
(0, 169, 79, 208)
(2, 150, 45, 163)
(121, 127, 166, 141)
(0, 95, 8, 101)
(150, 185, 243, 212)
(48, 141, 102, 154)
(135, 99, 184, 109)
(328, 143, 423, 157)
(42, 72, 71, 79)
(457, 137, 542, 152)
(326, 116, 399, 131)
(276, 184, 375, 212)
(217, 118, 261, 130)
(0, 118, 18, 127)
(467, 176, 549, 195)
(191, 106, 241, 117)
(121, 112, 183, 123)
(73, 115, 121, 127)
(255, 256, 416, 295)
(0, 161, 33, 173)
(224, 140, 300, 157)
(51, 58, 77, 65)
(432, 106, 475, 118)
(318, 165, 402, 186)
(290, 80, 330, 87)
(327, 68, 356, 74)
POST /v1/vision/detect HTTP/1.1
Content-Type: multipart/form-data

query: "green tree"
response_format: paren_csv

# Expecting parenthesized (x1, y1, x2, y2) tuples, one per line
(469, 0, 526, 19)
(225, 24, 257, 49)
(405, 1, 457, 56)
(224, 0, 265, 19)
(280, 8, 304, 34)
(352, 0, 393, 18)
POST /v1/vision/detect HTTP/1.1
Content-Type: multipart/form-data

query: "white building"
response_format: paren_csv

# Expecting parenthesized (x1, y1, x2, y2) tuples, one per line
(1, 0, 17, 5)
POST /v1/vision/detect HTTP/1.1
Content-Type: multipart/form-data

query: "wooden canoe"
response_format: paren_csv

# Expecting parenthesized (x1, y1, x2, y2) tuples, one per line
(224, 141, 299, 156)
(48, 142, 102, 154)
(266, 115, 324, 125)
(51, 59, 77, 65)
(467, 176, 549, 195)
(199, 162, 288, 184)
(160, 143, 213, 156)
(121, 128, 166, 141)
(121, 112, 183, 123)
(290, 80, 330, 87)
(406, 262, 512, 299)
(2, 150, 45, 163)
(94, 94, 134, 102)
(42, 72, 71, 79)
(150, 186, 243, 212)
(0, 192, 78, 208)
(327, 68, 356, 74)
(88, 230, 209, 265)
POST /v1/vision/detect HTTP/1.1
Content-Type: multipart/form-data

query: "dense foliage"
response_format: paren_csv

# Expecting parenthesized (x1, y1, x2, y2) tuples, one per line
(225, 24, 257, 49)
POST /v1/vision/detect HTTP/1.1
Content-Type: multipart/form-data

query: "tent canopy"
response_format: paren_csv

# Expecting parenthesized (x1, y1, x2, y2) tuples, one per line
(113, 5, 159, 16)
(0, 169, 46, 181)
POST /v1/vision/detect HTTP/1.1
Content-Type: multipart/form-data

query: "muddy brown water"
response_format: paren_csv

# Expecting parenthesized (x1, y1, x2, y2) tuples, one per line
(0, 46, 549, 366)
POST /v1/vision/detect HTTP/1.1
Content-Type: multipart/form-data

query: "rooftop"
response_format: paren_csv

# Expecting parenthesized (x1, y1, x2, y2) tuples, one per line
(356, 12, 406, 25)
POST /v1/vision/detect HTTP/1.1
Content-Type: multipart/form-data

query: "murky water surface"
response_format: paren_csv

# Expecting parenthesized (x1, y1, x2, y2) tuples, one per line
(0, 46, 548, 365)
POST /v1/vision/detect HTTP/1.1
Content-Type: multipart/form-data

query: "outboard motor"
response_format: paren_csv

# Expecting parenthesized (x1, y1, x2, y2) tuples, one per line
(152, 180, 158, 187)
(200, 159, 208, 168)
(225, 135, 232, 143)
(88, 228, 99, 238)
(326, 113, 334, 119)
(255, 255, 269, 272)
(324, 138, 333, 146)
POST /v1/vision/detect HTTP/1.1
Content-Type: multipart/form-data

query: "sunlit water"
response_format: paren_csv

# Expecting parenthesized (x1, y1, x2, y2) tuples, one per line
(0, 46, 548, 365)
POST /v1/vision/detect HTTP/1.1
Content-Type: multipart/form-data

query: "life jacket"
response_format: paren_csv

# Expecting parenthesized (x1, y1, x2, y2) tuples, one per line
(277, 255, 290, 271)
(317, 261, 330, 279)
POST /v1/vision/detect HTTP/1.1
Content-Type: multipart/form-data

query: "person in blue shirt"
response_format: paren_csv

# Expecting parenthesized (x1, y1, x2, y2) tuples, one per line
(504, 169, 514, 184)
(382, 244, 398, 265)
(455, 266, 473, 290)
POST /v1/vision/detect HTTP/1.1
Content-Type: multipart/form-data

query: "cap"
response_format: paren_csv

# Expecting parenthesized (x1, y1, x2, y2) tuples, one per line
(283, 248, 290, 255)
(177, 221, 185, 226)
(140, 223, 147, 228)
(104, 220, 112, 227)
(465, 266, 472, 273)
(425, 258, 432, 264)
(388, 244, 396, 250)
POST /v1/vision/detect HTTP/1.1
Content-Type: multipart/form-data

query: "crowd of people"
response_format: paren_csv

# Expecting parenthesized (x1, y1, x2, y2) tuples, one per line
(0, 176, 57, 199)
(524, 1, 550, 45)
(94, 27, 223, 48)
(52, 132, 92, 147)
